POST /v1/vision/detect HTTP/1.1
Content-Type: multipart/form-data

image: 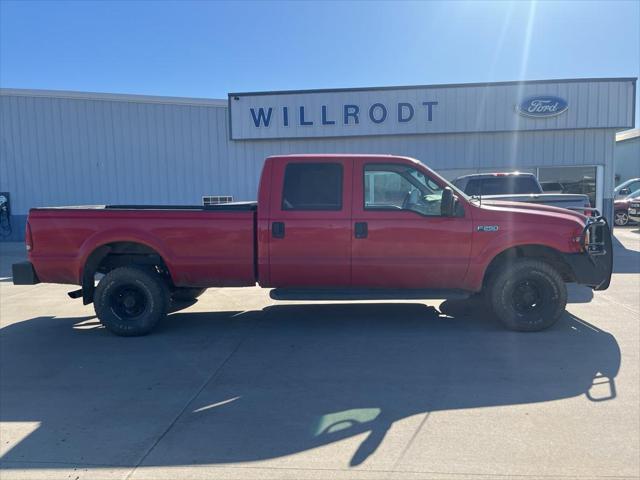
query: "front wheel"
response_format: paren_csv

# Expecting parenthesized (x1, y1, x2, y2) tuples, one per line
(94, 266, 169, 336)
(614, 210, 629, 227)
(487, 259, 567, 332)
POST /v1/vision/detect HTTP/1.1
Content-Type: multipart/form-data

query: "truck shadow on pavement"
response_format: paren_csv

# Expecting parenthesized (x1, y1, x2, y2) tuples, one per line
(0, 302, 621, 469)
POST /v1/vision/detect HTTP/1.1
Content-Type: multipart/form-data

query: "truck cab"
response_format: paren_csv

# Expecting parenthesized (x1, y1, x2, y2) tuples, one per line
(258, 155, 472, 290)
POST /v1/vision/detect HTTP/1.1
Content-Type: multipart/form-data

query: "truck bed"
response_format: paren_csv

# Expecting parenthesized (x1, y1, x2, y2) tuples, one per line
(27, 204, 258, 287)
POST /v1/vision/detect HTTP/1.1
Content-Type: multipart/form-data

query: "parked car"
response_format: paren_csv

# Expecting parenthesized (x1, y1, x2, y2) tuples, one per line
(13, 154, 612, 336)
(628, 197, 640, 224)
(452, 172, 592, 212)
(614, 189, 640, 226)
(614, 178, 640, 200)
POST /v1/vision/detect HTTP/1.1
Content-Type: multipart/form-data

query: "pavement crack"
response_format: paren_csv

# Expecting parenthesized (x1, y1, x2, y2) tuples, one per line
(390, 411, 431, 474)
(123, 320, 255, 480)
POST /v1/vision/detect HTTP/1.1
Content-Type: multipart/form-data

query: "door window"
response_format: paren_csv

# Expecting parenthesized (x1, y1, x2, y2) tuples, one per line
(282, 163, 343, 210)
(364, 164, 444, 216)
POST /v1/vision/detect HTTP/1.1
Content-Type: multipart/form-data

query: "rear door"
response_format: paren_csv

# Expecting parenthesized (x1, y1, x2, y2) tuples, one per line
(268, 158, 353, 287)
(351, 158, 473, 289)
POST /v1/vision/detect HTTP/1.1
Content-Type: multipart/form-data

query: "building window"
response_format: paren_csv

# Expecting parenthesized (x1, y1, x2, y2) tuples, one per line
(282, 163, 343, 210)
(538, 166, 597, 207)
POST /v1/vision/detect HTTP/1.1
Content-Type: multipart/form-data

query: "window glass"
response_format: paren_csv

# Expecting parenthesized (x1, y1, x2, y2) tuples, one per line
(364, 164, 444, 216)
(538, 166, 597, 207)
(282, 163, 343, 210)
(464, 176, 540, 196)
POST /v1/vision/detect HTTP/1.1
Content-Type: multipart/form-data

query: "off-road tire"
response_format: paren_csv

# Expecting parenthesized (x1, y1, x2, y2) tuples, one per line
(488, 258, 567, 332)
(94, 266, 169, 336)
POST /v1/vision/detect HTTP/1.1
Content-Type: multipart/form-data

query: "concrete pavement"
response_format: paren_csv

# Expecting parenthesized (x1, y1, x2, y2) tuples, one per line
(1, 228, 638, 480)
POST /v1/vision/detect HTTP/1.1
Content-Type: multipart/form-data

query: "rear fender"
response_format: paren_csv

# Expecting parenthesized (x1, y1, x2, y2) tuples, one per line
(77, 231, 176, 288)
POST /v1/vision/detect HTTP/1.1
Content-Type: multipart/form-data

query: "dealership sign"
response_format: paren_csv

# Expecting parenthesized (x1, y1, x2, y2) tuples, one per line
(517, 96, 568, 118)
(227, 82, 616, 140)
(247, 101, 439, 128)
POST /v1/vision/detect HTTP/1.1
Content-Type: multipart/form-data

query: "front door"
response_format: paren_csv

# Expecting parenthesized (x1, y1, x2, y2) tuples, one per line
(351, 158, 473, 289)
(268, 157, 353, 287)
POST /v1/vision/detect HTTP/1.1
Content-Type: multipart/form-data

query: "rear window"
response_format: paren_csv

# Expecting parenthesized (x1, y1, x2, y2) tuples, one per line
(464, 176, 540, 196)
(281, 163, 343, 210)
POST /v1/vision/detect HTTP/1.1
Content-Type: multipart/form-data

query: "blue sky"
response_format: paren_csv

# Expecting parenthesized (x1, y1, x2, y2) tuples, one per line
(1, 1, 638, 124)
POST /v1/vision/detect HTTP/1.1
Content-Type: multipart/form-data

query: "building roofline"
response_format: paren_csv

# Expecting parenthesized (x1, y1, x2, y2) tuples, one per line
(0, 88, 227, 107)
(229, 77, 637, 97)
(616, 128, 640, 142)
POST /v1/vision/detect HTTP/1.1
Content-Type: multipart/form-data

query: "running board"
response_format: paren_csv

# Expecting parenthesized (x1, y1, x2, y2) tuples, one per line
(269, 288, 471, 301)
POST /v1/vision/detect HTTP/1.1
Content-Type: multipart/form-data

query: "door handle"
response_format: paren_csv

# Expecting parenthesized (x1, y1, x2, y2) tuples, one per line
(272, 221, 285, 238)
(355, 222, 368, 239)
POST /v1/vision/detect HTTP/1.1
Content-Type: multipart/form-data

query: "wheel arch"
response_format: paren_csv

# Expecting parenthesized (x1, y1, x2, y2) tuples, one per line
(482, 244, 576, 289)
(80, 240, 173, 305)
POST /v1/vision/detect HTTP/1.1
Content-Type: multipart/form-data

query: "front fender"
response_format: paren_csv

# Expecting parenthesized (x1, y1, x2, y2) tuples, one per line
(464, 225, 575, 291)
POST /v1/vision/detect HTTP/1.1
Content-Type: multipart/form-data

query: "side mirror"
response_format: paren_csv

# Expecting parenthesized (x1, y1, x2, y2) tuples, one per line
(441, 187, 455, 217)
(620, 188, 631, 195)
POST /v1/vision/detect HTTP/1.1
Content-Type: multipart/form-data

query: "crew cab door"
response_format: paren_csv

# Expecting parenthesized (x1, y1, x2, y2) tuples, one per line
(268, 157, 353, 287)
(351, 158, 472, 289)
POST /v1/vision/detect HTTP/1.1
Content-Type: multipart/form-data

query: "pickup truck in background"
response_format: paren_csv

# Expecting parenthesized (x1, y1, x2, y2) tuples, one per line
(452, 172, 593, 213)
(13, 154, 612, 336)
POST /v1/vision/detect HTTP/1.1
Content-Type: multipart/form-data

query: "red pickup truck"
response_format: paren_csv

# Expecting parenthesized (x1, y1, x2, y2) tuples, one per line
(13, 154, 612, 336)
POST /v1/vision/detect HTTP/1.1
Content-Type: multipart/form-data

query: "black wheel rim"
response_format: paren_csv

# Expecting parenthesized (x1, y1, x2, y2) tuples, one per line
(109, 284, 148, 320)
(512, 280, 543, 314)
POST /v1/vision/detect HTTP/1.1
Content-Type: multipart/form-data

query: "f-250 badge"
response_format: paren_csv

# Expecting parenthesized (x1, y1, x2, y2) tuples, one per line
(477, 225, 499, 232)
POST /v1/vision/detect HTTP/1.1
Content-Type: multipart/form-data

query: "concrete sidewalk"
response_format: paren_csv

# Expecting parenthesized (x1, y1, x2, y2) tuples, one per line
(1, 229, 639, 480)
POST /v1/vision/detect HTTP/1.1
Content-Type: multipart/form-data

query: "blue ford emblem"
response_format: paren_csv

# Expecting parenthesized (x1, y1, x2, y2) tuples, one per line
(517, 96, 568, 117)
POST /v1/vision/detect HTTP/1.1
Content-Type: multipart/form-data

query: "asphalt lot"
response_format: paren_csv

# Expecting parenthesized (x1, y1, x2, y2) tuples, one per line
(0, 228, 638, 480)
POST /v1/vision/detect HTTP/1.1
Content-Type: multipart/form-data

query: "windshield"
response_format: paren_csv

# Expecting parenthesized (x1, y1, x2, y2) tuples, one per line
(626, 188, 640, 199)
(615, 178, 640, 192)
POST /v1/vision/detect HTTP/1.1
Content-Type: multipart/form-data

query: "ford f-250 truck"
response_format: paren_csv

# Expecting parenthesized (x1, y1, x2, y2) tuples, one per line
(13, 154, 613, 336)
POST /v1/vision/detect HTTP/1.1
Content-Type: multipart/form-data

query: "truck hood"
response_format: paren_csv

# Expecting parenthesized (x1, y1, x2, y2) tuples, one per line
(480, 199, 588, 223)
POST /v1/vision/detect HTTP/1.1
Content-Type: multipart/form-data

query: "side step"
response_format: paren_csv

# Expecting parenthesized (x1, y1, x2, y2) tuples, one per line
(269, 288, 472, 301)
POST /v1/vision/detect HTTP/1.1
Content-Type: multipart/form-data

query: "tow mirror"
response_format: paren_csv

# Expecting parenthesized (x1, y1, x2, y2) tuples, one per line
(441, 187, 455, 217)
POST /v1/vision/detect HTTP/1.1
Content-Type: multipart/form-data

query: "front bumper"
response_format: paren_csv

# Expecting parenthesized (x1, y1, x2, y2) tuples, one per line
(562, 217, 613, 291)
(12, 261, 40, 285)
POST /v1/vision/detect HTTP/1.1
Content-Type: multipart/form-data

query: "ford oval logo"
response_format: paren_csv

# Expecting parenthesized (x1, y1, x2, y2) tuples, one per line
(517, 96, 568, 118)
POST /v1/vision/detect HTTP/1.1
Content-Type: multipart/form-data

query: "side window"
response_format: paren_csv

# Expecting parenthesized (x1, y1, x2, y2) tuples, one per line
(282, 163, 343, 211)
(364, 164, 444, 216)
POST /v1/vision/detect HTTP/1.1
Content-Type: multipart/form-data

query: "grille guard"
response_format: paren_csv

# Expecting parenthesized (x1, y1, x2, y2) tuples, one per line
(583, 216, 609, 256)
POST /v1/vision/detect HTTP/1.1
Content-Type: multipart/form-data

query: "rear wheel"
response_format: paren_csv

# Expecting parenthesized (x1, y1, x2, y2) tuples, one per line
(487, 259, 567, 332)
(614, 210, 629, 226)
(94, 266, 169, 336)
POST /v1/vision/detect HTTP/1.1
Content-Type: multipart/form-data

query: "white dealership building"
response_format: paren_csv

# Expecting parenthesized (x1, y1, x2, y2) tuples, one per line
(0, 77, 636, 240)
